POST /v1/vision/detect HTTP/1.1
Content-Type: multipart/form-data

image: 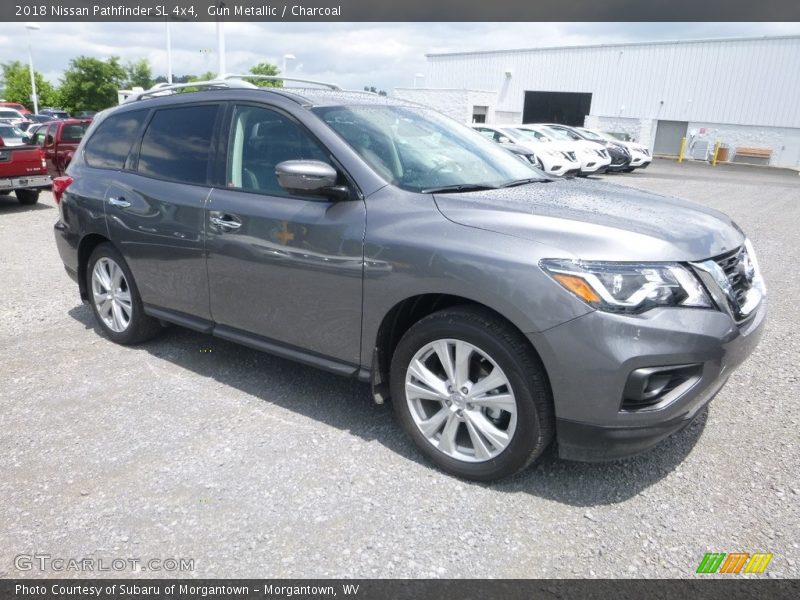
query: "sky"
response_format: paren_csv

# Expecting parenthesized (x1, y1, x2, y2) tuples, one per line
(2, 21, 800, 94)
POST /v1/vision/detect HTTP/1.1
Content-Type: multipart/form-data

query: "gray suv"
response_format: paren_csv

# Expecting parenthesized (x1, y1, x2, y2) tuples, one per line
(53, 79, 766, 481)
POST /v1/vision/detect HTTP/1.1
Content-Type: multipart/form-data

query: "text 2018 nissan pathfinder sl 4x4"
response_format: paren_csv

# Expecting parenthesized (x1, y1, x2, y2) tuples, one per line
(53, 77, 766, 481)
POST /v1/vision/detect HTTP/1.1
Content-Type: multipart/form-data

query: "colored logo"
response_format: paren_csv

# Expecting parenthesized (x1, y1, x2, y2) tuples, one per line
(696, 552, 773, 574)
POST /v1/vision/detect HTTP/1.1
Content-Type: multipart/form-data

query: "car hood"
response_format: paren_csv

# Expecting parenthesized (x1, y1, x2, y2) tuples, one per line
(433, 178, 744, 262)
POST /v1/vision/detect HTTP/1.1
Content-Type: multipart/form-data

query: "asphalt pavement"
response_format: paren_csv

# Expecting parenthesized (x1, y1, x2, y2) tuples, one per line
(0, 158, 797, 578)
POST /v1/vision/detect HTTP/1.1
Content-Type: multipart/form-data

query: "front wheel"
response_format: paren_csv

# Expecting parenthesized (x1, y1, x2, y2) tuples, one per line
(390, 307, 554, 481)
(86, 243, 161, 345)
(15, 189, 39, 205)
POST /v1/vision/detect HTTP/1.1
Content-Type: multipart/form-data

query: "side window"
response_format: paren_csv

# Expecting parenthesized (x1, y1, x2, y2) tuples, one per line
(226, 105, 328, 196)
(45, 124, 56, 146)
(137, 105, 219, 185)
(33, 130, 47, 146)
(62, 123, 89, 142)
(84, 110, 148, 169)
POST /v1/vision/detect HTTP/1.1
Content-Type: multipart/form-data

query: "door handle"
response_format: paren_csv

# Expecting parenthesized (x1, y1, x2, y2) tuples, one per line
(210, 216, 242, 230)
(108, 197, 131, 208)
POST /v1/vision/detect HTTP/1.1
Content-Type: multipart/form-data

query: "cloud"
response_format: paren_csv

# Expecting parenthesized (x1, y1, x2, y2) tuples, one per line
(1, 22, 798, 96)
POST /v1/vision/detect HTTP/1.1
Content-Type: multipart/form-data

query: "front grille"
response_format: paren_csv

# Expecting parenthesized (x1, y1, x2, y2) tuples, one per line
(715, 247, 751, 308)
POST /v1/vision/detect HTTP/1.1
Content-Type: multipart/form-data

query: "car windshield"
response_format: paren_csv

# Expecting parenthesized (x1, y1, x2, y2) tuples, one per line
(605, 131, 633, 142)
(512, 128, 550, 142)
(313, 105, 544, 192)
(0, 110, 22, 119)
(540, 126, 574, 141)
(0, 125, 25, 138)
(577, 128, 606, 142)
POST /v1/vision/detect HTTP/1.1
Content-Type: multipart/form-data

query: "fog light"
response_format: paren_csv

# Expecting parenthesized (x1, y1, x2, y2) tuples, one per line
(622, 364, 703, 410)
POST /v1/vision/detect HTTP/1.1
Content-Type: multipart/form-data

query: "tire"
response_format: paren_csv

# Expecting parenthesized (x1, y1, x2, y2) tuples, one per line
(86, 243, 161, 345)
(15, 189, 39, 205)
(390, 307, 554, 481)
(622, 167, 635, 173)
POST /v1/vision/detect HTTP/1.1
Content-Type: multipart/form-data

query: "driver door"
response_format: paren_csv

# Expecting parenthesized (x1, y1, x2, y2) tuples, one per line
(205, 104, 367, 366)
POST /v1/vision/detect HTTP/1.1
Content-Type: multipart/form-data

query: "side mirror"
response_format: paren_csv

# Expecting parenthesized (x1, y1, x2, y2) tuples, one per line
(497, 136, 510, 144)
(275, 160, 348, 200)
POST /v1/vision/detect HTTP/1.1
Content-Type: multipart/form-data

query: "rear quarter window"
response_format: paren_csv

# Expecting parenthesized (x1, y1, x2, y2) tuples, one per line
(84, 110, 148, 170)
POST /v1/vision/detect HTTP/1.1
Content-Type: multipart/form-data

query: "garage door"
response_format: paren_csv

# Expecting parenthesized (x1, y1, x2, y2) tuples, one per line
(523, 91, 592, 126)
(654, 120, 688, 156)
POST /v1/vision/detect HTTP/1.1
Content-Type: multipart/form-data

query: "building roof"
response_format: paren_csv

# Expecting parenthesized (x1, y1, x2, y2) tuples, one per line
(425, 34, 800, 58)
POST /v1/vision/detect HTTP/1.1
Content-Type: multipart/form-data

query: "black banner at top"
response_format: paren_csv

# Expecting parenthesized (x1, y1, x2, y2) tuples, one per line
(4, 0, 800, 22)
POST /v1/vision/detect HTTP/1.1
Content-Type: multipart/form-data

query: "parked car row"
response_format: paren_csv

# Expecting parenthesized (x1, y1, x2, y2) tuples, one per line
(0, 104, 96, 132)
(473, 123, 652, 178)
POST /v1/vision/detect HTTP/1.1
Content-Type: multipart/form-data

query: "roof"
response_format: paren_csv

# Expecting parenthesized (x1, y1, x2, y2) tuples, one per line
(425, 34, 800, 59)
(122, 85, 421, 110)
(282, 88, 418, 108)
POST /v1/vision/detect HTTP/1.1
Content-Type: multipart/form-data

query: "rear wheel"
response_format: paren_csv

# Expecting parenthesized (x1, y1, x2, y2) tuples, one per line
(390, 307, 554, 481)
(86, 243, 161, 345)
(15, 189, 39, 205)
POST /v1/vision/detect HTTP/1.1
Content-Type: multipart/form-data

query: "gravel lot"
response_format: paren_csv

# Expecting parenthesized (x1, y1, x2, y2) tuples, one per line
(1, 159, 798, 579)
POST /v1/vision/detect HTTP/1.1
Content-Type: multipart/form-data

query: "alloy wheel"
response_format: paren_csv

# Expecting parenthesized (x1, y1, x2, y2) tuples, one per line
(91, 257, 132, 333)
(404, 338, 518, 463)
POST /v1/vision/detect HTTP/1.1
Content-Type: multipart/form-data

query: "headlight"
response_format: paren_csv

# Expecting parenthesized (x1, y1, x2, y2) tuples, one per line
(540, 259, 712, 314)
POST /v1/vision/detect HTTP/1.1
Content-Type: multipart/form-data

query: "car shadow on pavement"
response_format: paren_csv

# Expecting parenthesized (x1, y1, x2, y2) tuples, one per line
(68, 303, 707, 506)
(0, 194, 53, 211)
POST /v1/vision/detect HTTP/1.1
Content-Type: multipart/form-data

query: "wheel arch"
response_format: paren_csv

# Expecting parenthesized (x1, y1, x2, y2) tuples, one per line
(77, 233, 113, 301)
(370, 293, 551, 404)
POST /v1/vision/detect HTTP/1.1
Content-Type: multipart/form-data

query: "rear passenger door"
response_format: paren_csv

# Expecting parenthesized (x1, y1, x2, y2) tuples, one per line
(205, 103, 366, 366)
(100, 103, 221, 320)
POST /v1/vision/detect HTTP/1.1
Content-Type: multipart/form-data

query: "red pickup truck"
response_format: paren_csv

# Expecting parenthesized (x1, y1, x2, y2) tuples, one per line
(29, 118, 92, 178)
(0, 138, 50, 205)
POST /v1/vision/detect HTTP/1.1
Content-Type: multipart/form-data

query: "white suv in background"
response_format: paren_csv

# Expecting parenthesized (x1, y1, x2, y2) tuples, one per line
(591, 130, 653, 171)
(524, 124, 611, 176)
(471, 125, 581, 177)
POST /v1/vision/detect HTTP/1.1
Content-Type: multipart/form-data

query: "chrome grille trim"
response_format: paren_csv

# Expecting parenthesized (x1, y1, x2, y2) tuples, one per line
(691, 246, 762, 323)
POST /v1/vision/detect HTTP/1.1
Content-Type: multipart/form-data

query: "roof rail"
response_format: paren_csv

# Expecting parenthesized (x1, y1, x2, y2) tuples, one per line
(122, 78, 257, 102)
(220, 74, 342, 90)
(122, 74, 342, 103)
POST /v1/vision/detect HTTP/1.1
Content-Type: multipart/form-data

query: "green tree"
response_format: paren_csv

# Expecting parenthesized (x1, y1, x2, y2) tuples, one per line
(59, 56, 126, 113)
(364, 85, 387, 96)
(124, 59, 153, 89)
(0, 60, 59, 111)
(188, 71, 217, 82)
(245, 62, 283, 87)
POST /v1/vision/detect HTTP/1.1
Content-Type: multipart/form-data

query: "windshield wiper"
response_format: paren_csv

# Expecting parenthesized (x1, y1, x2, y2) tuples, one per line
(421, 184, 498, 194)
(499, 177, 552, 188)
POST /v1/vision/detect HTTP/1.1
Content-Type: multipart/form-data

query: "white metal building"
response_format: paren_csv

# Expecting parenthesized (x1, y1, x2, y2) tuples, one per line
(395, 35, 800, 168)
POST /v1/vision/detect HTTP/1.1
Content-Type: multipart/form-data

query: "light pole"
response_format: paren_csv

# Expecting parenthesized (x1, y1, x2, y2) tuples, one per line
(165, 19, 173, 84)
(25, 23, 40, 114)
(215, 2, 227, 77)
(282, 54, 296, 76)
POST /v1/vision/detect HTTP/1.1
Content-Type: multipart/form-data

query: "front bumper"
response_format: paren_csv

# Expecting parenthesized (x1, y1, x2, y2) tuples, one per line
(528, 299, 766, 461)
